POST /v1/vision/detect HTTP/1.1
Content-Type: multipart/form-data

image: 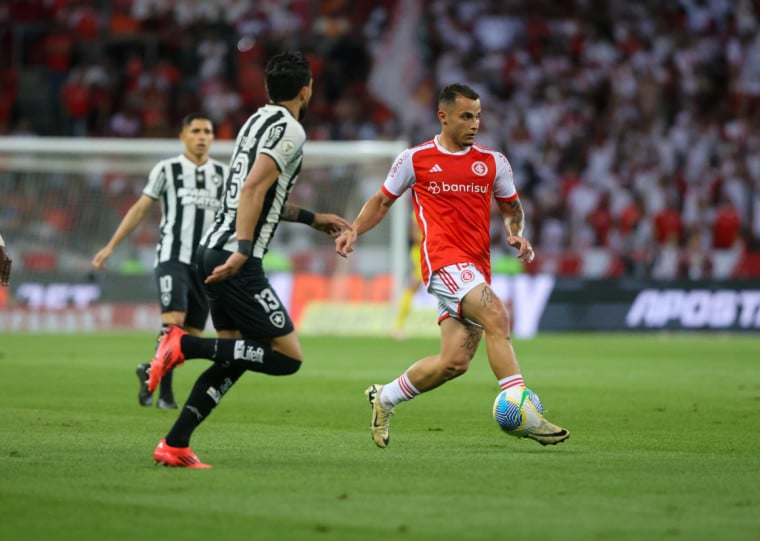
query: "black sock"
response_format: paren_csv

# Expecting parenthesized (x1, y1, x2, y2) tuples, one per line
(213, 338, 301, 375)
(159, 368, 174, 401)
(180, 335, 301, 375)
(157, 324, 175, 399)
(165, 363, 247, 448)
(179, 334, 217, 359)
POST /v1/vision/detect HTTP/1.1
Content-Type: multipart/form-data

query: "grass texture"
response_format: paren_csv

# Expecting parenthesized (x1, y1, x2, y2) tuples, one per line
(0, 332, 758, 541)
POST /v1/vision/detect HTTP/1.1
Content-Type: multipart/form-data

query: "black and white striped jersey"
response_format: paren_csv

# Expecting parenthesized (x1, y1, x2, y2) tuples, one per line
(143, 153, 228, 266)
(200, 104, 305, 258)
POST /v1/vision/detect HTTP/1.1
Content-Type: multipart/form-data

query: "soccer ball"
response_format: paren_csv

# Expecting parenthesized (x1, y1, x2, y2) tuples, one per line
(492, 388, 544, 437)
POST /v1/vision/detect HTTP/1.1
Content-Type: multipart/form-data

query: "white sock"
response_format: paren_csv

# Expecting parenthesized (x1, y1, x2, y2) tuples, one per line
(498, 374, 524, 400)
(379, 372, 419, 408)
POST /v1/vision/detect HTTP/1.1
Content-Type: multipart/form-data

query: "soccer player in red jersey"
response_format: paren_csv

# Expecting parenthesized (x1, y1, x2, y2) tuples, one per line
(336, 83, 569, 447)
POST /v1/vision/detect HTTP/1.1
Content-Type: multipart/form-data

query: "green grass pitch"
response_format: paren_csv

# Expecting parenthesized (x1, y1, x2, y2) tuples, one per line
(0, 332, 758, 541)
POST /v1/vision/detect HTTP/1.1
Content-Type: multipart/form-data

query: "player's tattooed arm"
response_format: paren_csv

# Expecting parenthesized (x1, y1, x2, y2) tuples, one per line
(281, 203, 320, 226)
(281, 203, 301, 222)
(497, 197, 534, 263)
(503, 198, 525, 237)
(283, 203, 351, 237)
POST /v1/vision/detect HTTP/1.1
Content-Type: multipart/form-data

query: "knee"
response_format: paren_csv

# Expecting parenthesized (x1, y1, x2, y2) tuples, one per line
(441, 356, 470, 380)
(481, 306, 511, 339)
(269, 352, 302, 375)
(281, 357, 302, 375)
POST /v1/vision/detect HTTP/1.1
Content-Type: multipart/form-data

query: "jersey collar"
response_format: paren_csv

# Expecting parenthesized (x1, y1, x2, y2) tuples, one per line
(434, 135, 472, 155)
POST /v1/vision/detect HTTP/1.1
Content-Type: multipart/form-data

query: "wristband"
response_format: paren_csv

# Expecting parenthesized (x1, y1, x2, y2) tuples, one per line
(237, 239, 253, 256)
(296, 208, 315, 225)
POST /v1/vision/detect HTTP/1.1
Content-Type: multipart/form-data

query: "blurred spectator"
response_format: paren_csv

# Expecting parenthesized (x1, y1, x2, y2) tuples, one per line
(653, 198, 684, 247)
(712, 197, 742, 249)
(61, 69, 89, 136)
(682, 228, 712, 280)
(108, 105, 142, 137)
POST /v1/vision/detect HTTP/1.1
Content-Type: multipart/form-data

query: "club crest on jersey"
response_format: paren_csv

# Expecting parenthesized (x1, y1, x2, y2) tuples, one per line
(270, 311, 286, 328)
(471, 161, 488, 176)
(211, 174, 222, 185)
(280, 139, 296, 155)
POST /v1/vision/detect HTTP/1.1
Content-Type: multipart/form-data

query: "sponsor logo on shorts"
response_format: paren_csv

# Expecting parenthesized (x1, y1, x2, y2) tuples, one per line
(270, 311, 286, 328)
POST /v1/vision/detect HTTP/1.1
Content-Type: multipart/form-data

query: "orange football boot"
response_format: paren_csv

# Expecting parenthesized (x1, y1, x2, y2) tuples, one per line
(153, 439, 211, 469)
(148, 325, 186, 393)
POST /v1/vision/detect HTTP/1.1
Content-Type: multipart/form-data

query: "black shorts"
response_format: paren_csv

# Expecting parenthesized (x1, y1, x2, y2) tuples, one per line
(154, 260, 209, 330)
(195, 245, 294, 340)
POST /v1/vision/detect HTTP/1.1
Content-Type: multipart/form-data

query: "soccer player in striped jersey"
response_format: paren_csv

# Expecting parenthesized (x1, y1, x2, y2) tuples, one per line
(145, 51, 351, 468)
(336, 83, 570, 448)
(92, 112, 228, 409)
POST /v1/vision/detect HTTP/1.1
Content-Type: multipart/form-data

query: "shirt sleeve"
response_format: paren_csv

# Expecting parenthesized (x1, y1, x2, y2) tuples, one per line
(492, 151, 518, 202)
(382, 149, 415, 199)
(142, 160, 166, 200)
(260, 120, 306, 172)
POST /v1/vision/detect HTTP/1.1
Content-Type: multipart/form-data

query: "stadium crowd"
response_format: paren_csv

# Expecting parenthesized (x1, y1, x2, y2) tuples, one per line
(1, 0, 760, 279)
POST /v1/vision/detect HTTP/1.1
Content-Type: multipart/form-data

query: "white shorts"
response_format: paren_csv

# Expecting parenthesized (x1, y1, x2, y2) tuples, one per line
(428, 262, 486, 326)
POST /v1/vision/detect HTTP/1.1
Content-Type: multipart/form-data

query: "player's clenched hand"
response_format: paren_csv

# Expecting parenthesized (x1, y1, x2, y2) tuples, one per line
(0, 245, 11, 287)
(335, 229, 357, 258)
(507, 235, 535, 264)
(311, 213, 352, 238)
(205, 251, 248, 284)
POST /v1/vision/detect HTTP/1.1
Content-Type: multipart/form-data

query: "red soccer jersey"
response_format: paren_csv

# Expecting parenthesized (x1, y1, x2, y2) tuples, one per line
(382, 136, 518, 284)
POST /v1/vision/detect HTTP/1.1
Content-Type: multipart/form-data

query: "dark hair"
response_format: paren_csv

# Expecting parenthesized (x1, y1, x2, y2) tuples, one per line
(181, 112, 212, 129)
(438, 83, 480, 107)
(265, 51, 312, 103)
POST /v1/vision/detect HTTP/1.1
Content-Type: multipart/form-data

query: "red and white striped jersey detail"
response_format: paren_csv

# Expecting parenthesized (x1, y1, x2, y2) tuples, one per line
(381, 137, 518, 285)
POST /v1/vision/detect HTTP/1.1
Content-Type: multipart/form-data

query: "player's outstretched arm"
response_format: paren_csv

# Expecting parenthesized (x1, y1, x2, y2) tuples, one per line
(310, 213, 351, 237)
(92, 195, 154, 270)
(336, 190, 395, 258)
(281, 203, 351, 238)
